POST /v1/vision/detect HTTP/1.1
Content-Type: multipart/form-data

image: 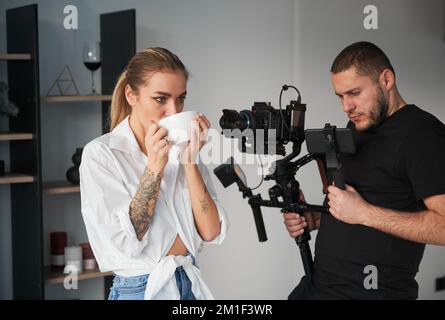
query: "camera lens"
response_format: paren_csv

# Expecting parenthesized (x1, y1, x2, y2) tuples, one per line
(220, 109, 255, 131)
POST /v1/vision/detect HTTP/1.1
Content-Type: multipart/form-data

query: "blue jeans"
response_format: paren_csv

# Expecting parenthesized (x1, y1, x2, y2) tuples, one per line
(108, 265, 196, 300)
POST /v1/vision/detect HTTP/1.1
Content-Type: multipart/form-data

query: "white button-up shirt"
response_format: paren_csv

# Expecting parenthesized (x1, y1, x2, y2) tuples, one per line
(79, 115, 229, 299)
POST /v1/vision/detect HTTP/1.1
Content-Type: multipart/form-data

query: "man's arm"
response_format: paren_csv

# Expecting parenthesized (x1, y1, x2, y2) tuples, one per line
(327, 185, 445, 246)
(363, 194, 445, 245)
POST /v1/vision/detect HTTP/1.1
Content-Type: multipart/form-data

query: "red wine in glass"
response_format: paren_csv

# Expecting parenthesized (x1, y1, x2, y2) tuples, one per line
(83, 42, 101, 94)
(84, 62, 102, 71)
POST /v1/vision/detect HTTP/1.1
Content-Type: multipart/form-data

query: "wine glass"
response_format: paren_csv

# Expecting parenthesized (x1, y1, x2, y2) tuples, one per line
(83, 42, 102, 95)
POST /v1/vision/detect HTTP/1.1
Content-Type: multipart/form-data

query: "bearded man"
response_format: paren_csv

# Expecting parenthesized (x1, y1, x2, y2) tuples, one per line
(284, 41, 445, 299)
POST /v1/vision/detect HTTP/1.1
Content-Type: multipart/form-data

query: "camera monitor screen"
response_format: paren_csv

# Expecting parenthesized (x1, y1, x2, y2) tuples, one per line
(304, 128, 355, 154)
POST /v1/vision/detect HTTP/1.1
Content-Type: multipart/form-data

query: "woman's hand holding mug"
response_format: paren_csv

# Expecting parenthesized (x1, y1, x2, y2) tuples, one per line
(145, 120, 172, 173)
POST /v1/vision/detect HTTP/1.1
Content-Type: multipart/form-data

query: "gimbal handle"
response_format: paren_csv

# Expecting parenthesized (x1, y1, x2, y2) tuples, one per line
(330, 167, 346, 190)
(250, 201, 268, 242)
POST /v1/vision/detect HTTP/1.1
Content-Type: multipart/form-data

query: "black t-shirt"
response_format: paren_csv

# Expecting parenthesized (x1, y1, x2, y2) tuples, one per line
(312, 105, 445, 299)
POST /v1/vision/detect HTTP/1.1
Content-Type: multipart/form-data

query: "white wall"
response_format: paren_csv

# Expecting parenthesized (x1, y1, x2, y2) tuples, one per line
(0, 0, 444, 299)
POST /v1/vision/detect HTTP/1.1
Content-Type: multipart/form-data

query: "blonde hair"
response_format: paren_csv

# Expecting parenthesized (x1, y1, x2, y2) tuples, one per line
(109, 47, 189, 131)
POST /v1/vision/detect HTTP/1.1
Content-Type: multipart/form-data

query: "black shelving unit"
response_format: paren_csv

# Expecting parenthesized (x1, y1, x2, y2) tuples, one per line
(6, 4, 43, 300)
(2, 4, 136, 299)
(100, 9, 136, 133)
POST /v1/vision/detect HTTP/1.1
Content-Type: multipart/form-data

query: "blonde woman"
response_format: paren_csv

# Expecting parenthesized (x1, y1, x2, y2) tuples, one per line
(79, 47, 228, 300)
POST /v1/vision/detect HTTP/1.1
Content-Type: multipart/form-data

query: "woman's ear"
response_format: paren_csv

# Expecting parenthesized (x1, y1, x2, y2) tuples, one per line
(379, 68, 395, 91)
(124, 84, 137, 108)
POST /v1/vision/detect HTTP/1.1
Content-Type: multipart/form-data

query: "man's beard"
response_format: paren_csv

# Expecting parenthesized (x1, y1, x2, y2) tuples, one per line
(355, 87, 389, 132)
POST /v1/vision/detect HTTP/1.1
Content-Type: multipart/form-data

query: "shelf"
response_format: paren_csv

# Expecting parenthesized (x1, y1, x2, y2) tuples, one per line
(0, 132, 34, 141)
(43, 181, 80, 194)
(44, 266, 113, 285)
(42, 95, 112, 103)
(0, 53, 32, 60)
(0, 173, 35, 184)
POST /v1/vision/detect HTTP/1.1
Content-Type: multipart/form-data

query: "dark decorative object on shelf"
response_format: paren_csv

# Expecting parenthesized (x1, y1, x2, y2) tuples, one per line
(50, 231, 67, 271)
(66, 148, 83, 184)
(0, 81, 19, 117)
(0, 160, 4, 176)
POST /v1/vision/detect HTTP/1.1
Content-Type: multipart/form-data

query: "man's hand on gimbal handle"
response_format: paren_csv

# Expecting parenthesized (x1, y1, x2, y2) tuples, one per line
(283, 190, 321, 237)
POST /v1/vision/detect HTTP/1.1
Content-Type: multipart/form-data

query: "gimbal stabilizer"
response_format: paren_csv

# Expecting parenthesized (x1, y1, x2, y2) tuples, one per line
(214, 124, 355, 281)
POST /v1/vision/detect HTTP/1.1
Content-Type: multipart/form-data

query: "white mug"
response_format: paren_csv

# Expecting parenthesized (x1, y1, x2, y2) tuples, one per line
(158, 110, 198, 146)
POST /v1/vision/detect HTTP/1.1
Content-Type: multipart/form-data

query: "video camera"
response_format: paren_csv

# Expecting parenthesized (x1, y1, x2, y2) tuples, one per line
(219, 98, 306, 155)
(214, 85, 355, 282)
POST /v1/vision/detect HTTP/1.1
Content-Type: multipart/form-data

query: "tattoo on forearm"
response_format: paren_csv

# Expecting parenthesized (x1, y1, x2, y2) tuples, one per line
(200, 199, 210, 214)
(129, 167, 162, 240)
